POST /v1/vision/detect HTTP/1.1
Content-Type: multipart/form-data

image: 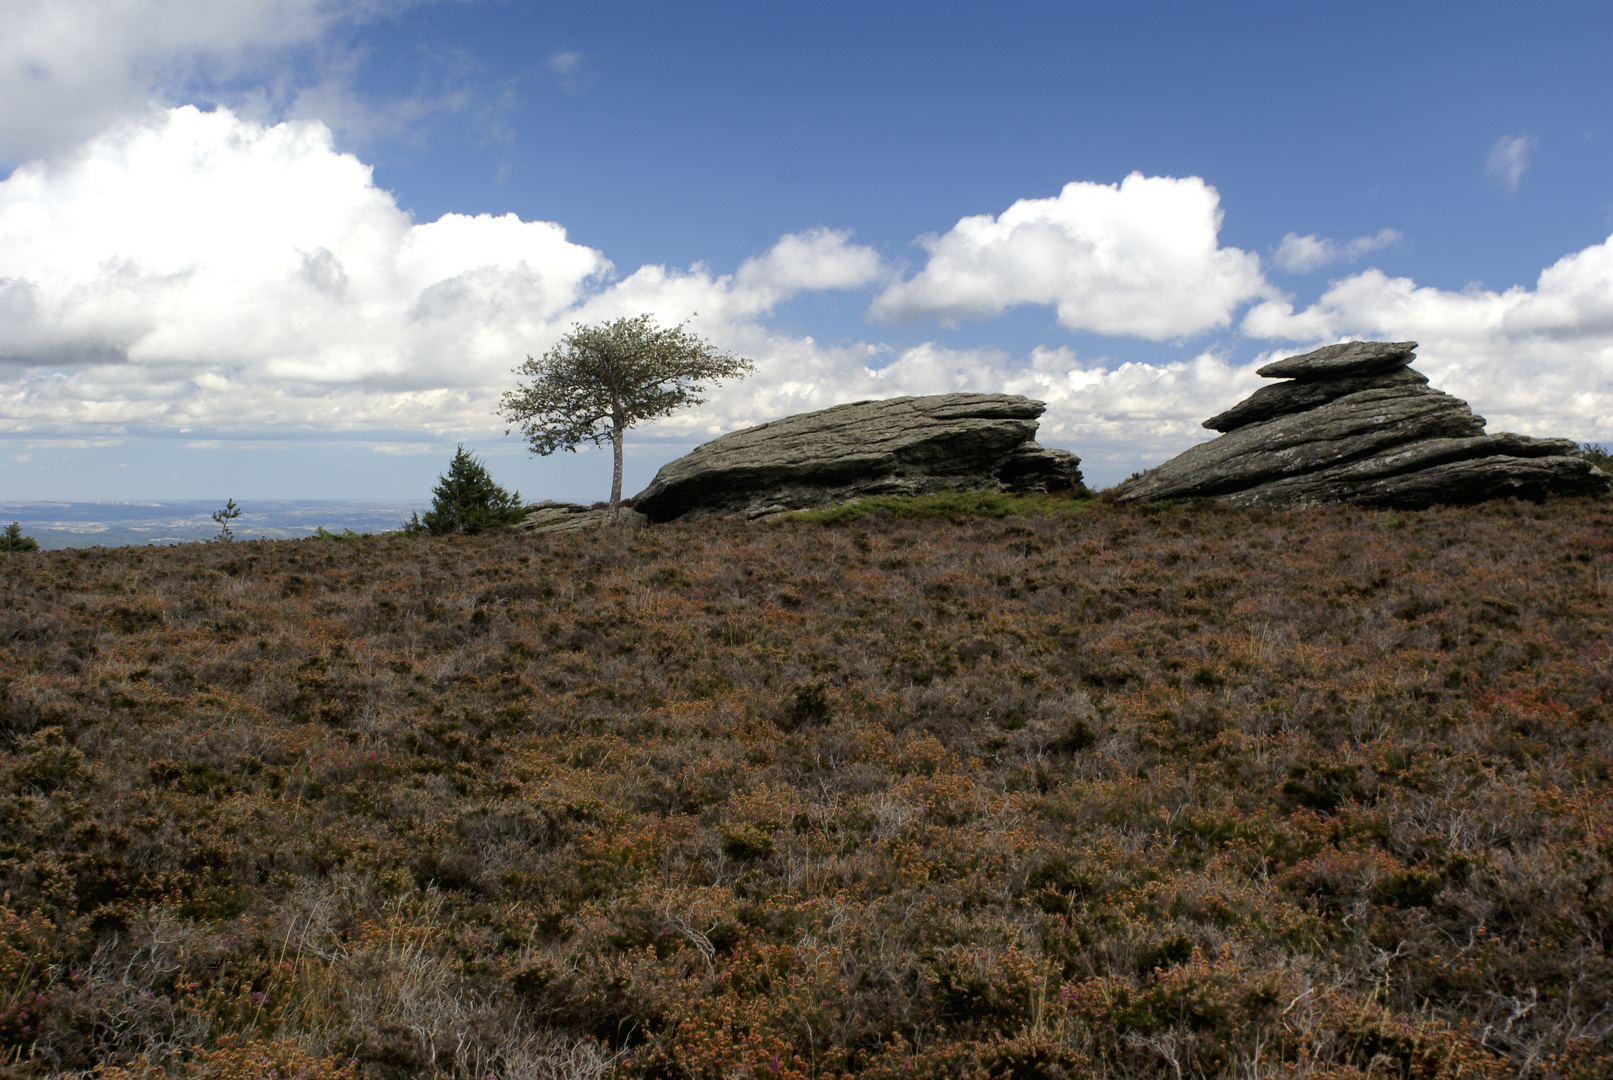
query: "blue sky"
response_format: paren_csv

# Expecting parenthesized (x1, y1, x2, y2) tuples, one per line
(2, 1, 1611, 502)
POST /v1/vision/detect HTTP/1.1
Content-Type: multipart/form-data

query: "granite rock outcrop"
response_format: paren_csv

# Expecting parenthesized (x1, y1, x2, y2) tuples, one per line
(631, 393, 1083, 522)
(1116, 341, 1612, 509)
(515, 500, 648, 534)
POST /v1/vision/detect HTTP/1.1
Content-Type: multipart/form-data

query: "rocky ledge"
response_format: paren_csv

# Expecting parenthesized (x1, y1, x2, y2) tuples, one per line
(1116, 341, 1612, 509)
(515, 500, 648, 534)
(631, 393, 1084, 522)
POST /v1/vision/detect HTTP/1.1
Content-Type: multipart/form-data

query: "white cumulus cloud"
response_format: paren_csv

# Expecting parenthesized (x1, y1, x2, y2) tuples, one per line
(732, 227, 886, 307)
(869, 173, 1271, 340)
(1272, 228, 1401, 274)
(1244, 234, 1613, 440)
(0, 105, 889, 438)
(8, 104, 1606, 492)
(0, 106, 1258, 485)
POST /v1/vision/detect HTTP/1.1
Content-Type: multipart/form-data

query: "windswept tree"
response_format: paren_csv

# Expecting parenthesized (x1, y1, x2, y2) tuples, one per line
(501, 314, 755, 517)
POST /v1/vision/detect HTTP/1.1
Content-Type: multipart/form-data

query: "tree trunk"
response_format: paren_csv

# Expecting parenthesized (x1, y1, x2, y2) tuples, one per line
(609, 422, 624, 521)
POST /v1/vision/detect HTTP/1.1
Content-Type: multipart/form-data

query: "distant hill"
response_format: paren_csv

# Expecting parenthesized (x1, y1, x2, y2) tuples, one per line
(0, 500, 419, 548)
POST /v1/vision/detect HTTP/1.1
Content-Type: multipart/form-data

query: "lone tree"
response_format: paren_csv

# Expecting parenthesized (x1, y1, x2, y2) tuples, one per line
(501, 314, 755, 517)
(211, 498, 241, 542)
(405, 445, 525, 536)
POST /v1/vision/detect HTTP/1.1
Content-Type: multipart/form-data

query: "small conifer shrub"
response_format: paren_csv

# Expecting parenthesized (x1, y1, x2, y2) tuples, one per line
(211, 498, 242, 541)
(406, 444, 525, 536)
(0, 522, 38, 551)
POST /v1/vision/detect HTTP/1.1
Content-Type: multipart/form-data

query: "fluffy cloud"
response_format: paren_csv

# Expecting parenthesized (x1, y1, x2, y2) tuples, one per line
(1244, 235, 1613, 440)
(0, 0, 406, 161)
(9, 105, 1606, 494)
(0, 108, 1403, 484)
(0, 109, 1263, 484)
(869, 173, 1270, 339)
(1272, 228, 1401, 274)
(0, 105, 889, 437)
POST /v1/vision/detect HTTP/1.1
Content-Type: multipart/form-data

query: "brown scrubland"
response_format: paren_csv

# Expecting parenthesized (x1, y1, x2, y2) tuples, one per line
(2, 492, 1612, 1079)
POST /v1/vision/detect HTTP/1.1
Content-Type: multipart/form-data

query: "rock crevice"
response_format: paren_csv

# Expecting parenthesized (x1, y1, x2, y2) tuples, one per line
(1117, 341, 1611, 509)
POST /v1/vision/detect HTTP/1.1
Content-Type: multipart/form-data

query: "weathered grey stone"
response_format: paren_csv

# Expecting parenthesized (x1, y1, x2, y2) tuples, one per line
(1220, 435, 1611, 509)
(515, 500, 648, 534)
(1119, 384, 1485, 502)
(631, 393, 1083, 522)
(1203, 367, 1428, 432)
(996, 442, 1086, 489)
(1256, 340, 1417, 381)
(1327, 454, 1610, 507)
(1118, 337, 1613, 509)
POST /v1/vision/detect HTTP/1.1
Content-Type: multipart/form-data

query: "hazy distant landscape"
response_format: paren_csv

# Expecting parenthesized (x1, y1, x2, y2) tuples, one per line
(0, 501, 422, 549)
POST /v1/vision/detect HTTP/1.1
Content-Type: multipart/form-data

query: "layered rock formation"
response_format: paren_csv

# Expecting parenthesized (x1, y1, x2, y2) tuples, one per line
(515, 500, 648, 534)
(631, 394, 1083, 522)
(1116, 341, 1612, 509)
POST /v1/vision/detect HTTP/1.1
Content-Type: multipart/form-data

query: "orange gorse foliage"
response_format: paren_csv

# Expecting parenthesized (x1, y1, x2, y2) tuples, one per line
(2, 494, 1612, 1078)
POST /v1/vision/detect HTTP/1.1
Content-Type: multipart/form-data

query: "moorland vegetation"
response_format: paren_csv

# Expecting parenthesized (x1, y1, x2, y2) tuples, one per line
(2, 492, 1613, 1079)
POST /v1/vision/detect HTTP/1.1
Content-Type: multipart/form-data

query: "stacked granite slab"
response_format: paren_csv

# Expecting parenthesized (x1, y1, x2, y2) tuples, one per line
(631, 393, 1084, 522)
(1116, 341, 1612, 509)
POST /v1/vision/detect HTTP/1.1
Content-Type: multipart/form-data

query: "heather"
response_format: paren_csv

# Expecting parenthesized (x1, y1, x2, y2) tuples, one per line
(1, 496, 1611, 1079)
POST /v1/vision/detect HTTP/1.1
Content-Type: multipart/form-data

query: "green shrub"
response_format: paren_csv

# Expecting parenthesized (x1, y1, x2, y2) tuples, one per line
(1582, 442, 1612, 472)
(0, 522, 38, 552)
(407, 444, 525, 536)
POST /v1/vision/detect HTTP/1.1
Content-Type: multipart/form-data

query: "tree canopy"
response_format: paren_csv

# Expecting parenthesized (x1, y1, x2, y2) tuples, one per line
(500, 314, 754, 515)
